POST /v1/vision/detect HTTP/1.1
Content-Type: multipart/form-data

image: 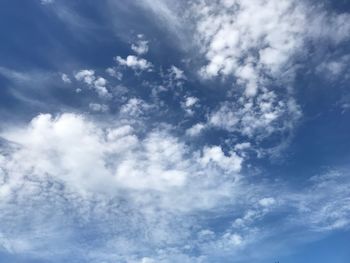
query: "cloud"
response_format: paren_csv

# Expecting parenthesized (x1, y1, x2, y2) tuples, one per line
(119, 98, 154, 118)
(290, 170, 350, 232)
(186, 123, 206, 137)
(74, 69, 111, 98)
(181, 96, 199, 115)
(168, 65, 186, 80)
(61, 73, 71, 84)
(200, 145, 242, 173)
(192, 0, 350, 96)
(208, 90, 302, 143)
(89, 103, 109, 113)
(316, 54, 350, 80)
(131, 36, 149, 55)
(106, 67, 123, 80)
(0, 113, 243, 196)
(193, 0, 307, 96)
(259, 197, 276, 207)
(0, 114, 248, 262)
(115, 55, 153, 71)
(1, 114, 350, 262)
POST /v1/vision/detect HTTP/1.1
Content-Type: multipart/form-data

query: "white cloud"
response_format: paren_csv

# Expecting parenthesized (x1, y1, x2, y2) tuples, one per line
(1, 113, 244, 194)
(316, 54, 350, 79)
(75, 69, 95, 85)
(131, 39, 149, 55)
(1, 114, 350, 262)
(115, 55, 153, 71)
(190, 0, 350, 98)
(74, 70, 111, 98)
(186, 123, 206, 137)
(208, 89, 302, 141)
(169, 65, 186, 80)
(193, 0, 307, 96)
(200, 145, 242, 173)
(61, 73, 71, 84)
(181, 96, 199, 115)
(184, 96, 198, 108)
(259, 197, 276, 207)
(290, 170, 350, 232)
(120, 98, 153, 117)
(106, 67, 123, 80)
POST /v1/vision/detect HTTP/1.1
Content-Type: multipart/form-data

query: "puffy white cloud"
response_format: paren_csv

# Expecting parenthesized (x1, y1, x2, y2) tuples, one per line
(1, 114, 350, 262)
(192, 0, 350, 95)
(181, 96, 199, 115)
(0, 114, 250, 262)
(259, 197, 276, 207)
(61, 73, 71, 84)
(131, 38, 149, 55)
(0, 113, 243, 197)
(200, 145, 242, 173)
(74, 70, 111, 98)
(208, 89, 302, 140)
(115, 55, 153, 71)
(186, 123, 206, 137)
(120, 98, 154, 117)
(184, 96, 198, 108)
(106, 67, 123, 80)
(194, 0, 307, 96)
(75, 69, 95, 85)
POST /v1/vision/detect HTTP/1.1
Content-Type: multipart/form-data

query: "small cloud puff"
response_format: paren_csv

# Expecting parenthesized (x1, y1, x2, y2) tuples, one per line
(115, 55, 153, 71)
(131, 36, 149, 55)
(74, 69, 111, 98)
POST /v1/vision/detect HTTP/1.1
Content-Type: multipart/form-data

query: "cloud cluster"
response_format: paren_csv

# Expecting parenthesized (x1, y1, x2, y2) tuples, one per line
(209, 89, 302, 140)
(75, 69, 111, 98)
(131, 36, 149, 55)
(192, 0, 350, 94)
(1, 113, 350, 262)
(0, 113, 249, 261)
(115, 55, 153, 72)
(193, 0, 306, 96)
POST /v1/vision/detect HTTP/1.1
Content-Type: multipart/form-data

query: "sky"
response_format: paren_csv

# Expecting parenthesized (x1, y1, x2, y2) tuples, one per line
(0, 0, 350, 262)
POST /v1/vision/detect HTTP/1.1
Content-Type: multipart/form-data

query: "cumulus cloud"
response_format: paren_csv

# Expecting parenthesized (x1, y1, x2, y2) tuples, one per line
(74, 69, 111, 98)
(181, 96, 199, 115)
(192, 0, 350, 96)
(209, 90, 302, 142)
(193, 0, 307, 96)
(1, 114, 350, 262)
(186, 123, 206, 137)
(131, 36, 149, 55)
(169, 65, 186, 80)
(0, 114, 249, 262)
(0, 113, 243, 196)
(119, 98, 154, 117)
(106, 67, 123, 80)
(200, 145, 242, 173)
(115, 55, 153, 71)
(2, 1, 350, 262)
(61, 73, 71, 84)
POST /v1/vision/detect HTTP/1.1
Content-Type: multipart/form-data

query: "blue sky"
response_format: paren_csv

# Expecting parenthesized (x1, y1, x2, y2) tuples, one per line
(0, 0, 350, 262)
